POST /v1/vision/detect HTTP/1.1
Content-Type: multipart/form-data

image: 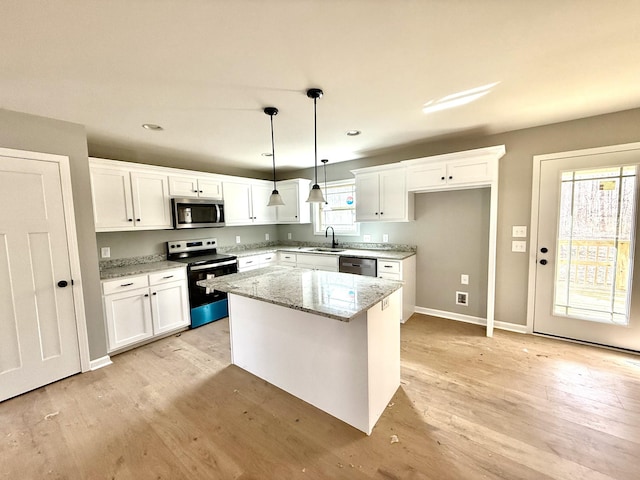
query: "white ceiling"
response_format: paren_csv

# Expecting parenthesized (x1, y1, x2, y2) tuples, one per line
(2, 1, 640, 173)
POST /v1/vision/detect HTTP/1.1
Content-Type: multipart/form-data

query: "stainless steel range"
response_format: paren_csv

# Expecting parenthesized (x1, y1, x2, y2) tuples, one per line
(166, 237, 237, 328)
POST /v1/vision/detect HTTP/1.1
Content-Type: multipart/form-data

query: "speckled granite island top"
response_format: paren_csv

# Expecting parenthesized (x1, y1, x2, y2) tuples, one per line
(197, 266, 402, 322)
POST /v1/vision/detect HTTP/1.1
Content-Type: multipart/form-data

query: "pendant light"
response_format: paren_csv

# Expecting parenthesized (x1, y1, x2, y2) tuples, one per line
(265, 107, 285, 207)
(306, 88, 326, 203)
(321, 158, 331, 210)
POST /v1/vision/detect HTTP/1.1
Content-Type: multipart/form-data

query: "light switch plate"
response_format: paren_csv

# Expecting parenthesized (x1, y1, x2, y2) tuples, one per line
(512, 226, 527, 238)
(383, 234, 389, 242)
(100, 247, 110, 258)
(512, 240, 527, 252)
(265, 233, 270, 241)
(363, 234, 371, 242)
(287, 232, 292, 240)
(235, 235, 241, 244)
(461, 274, 469, 285)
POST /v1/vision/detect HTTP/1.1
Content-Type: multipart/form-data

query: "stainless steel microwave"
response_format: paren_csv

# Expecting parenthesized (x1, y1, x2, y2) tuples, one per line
(172, 198, 225, 229)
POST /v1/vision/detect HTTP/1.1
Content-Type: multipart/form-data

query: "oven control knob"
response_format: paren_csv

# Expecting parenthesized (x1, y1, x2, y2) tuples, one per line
(176, 244, 181, 248)
(170, 244, 175, 248)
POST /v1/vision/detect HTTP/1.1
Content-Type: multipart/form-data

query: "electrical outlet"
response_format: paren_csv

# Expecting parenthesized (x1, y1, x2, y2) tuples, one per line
(512, 225, 527, 238)
(456, 291, 469, 306)
(265, 233, 270, 241)
(461, 274, 469, 285)
(382, 297, 389, 310)
(235, 235, 241, 244)
(512, 240, 527, 252)
(100, 247, 110, 258)
(287, 232, 292, 240)
(363, 234, 371, 242)
(383, 234, 389, 242)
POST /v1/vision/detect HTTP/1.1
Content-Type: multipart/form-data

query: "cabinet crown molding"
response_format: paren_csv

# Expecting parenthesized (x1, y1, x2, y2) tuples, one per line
(400, 145, 506, 166)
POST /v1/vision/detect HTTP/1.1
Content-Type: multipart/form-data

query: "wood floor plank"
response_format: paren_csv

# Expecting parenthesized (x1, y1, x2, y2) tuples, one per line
(1, 314, 639, 479)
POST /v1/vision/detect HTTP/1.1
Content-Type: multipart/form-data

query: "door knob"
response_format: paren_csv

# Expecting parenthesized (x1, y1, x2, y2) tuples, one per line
(539, 259, 548, 265)
(57, 280, 68, 288)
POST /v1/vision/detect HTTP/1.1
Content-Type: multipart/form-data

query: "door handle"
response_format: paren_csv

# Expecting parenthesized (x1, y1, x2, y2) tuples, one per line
(540, 247, 548, 253)
(57, 280, 69, 288)
(539, 259, 548, 265)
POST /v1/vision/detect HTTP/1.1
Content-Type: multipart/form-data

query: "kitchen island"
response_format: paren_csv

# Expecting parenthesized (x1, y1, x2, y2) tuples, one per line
(198, 266, 403, 434)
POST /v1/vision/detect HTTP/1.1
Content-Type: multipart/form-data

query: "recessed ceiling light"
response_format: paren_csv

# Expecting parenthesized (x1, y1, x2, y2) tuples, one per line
(422, 81, 500, 114)
(142, 123, 163, 131)
(261, 152, 273, 157)
(346, 130, 361, 136)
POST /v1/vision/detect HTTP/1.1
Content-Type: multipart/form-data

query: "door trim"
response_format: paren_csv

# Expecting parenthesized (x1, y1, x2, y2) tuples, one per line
(527, 141, 640, 335)
(0, 147, 91, 372)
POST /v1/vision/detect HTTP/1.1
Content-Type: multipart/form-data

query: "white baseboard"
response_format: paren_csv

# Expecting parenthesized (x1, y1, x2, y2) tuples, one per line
(413, 307, 528, 334)
(89, 355, 112, 371)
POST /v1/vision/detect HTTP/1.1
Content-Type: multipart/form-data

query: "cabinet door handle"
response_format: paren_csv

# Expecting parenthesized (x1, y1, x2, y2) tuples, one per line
(162, 275, 174, 279)
(380, 212, 384, 215)
(441, 176, 445, 180)
(144, 293, 149, 297)
(128, 219, 133, 222)
(193, 189, 198, 193)
(246, 260, 253, 264)
(152, 292, 157, 295)
(136, 218, 141, 222)
(121, 282, 134, 287)
(384, 265, 393, 268)
(375, 212, 379, 215)
(448, 176, 453, 180)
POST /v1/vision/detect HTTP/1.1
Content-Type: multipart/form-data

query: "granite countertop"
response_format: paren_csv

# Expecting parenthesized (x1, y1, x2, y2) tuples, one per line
(232, 245, 415, 261)
(197, 266, 403, 322)
(100, 261, 186, 280)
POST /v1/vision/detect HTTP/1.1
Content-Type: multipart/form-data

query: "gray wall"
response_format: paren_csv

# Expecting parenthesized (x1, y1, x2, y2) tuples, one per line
(283, 108, 640, 326)
(96, 224, 280, 258)
(0, 108, 106, 360)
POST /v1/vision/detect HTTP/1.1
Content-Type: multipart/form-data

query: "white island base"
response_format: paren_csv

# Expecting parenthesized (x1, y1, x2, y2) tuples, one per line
(227, 288, 402, 435)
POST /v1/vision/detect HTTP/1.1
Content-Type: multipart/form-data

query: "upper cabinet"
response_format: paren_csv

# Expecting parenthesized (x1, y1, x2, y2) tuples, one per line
(352, 166, 414, 222)
(276, 179, 312, 224)
(402, 145, 505, 192)
(223, 179, 277, 226)
(168, 175, 223, 200)
(90, 156, 312, 230)
(90, 159, 172, 232)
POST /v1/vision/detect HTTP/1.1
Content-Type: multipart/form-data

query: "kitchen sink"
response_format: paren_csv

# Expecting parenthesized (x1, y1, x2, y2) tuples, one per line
(312, 248, 346, 253)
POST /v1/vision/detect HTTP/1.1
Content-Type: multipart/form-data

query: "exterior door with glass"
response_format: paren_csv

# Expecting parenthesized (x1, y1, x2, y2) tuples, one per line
(531, 143, 640, 351)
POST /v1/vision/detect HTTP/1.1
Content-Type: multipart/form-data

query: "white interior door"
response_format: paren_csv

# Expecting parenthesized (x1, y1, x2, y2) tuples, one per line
(0, 154, 81, 401)
(531, 144, 640, 351)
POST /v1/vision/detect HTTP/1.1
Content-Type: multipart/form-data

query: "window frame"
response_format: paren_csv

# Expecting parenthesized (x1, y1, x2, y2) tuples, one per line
(312, 179, 360, 236)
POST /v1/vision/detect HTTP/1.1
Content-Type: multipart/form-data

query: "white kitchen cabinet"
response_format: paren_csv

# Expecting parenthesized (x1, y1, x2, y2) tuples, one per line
(295, 253, 339, 272)
(278, 252, 297, 266)
(223, 180, 277, 225)
(169, 175, 223, 199)
(237, 252, 278, 272)
(402, 146, 502, 192)
(276, 179, 312, 224)
(353, 166, 414, 222)
(102, 267, 189, 353)
(90, 159, 172, 232)
(377, 256, 416, 323)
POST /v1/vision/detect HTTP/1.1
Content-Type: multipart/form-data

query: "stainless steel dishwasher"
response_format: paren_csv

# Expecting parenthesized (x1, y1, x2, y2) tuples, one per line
(338, 256, 377, 277)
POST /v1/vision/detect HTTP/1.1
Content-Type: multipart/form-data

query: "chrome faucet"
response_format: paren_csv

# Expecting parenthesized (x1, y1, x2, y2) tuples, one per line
(325, 226, 338, 248)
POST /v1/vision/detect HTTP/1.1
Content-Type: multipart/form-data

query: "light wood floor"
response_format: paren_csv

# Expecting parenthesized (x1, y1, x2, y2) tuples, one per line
(1, 315, 639, 479)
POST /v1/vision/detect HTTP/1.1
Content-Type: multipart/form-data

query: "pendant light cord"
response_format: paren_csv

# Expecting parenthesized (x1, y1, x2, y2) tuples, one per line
(270, 113, 277, 190)
(313, 96, 318, 185)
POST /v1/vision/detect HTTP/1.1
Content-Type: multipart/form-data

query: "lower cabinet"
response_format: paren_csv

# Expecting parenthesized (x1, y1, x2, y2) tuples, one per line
(377, 256, 416, 323)
(295, 253, 339, 272)
(237, 252, 278, 272)
(102, 267, 189, 353)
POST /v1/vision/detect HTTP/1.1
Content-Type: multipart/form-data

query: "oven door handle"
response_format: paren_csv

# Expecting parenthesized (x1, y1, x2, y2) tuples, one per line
(190, 259, 237, 271)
